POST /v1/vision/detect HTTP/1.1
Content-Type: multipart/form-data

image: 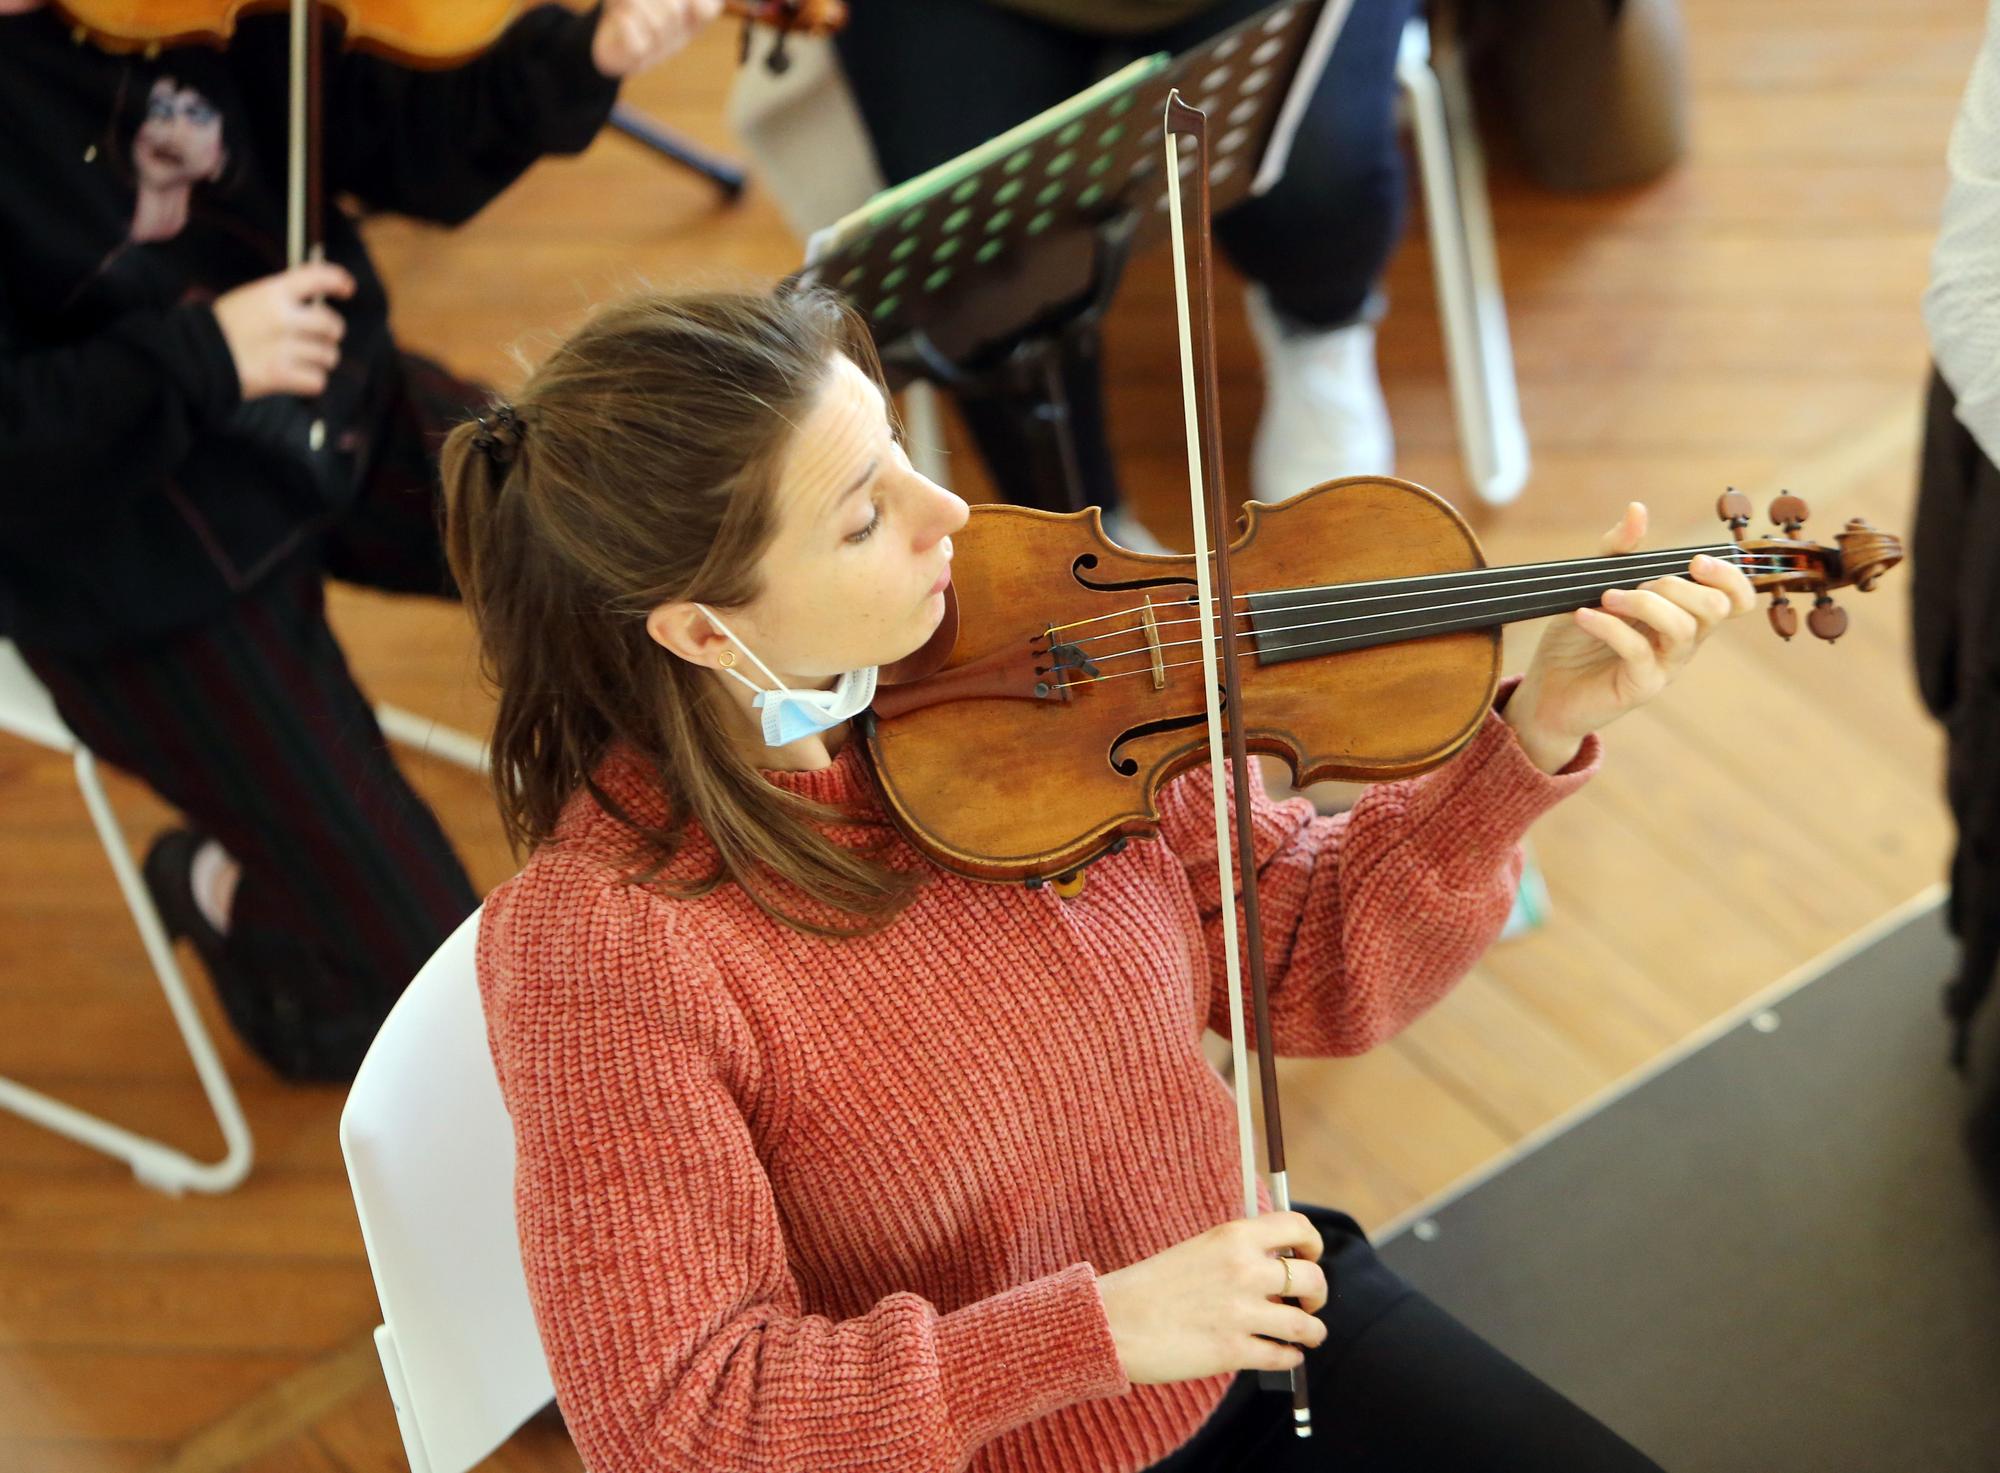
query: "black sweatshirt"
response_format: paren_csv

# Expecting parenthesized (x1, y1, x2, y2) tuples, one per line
(0, 6, 619, 653)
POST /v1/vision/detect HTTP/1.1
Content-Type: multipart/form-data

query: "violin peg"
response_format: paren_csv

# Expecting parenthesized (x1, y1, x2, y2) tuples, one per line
(1717, 488, 1752, 542)
(1770, 492, 1809, 537)
(1768, 593, 1798, 641)
(1807, 594, 1848, 644)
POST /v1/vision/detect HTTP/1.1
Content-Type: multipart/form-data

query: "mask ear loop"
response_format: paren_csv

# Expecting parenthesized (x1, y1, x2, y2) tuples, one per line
(694, 603, 787, 697)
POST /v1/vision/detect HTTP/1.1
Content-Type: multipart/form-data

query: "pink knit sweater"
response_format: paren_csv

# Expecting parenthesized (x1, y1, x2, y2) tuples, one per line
(476, 686, 1599, 1473)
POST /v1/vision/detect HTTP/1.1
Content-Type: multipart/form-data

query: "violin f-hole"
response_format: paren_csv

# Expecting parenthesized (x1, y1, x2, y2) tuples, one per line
(1070, 553, 1198, 595)
(1108, 703, 1221, 776)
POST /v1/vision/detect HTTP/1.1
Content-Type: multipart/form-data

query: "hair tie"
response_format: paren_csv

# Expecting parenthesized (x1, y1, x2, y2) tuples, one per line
(472, 402, 525, 468)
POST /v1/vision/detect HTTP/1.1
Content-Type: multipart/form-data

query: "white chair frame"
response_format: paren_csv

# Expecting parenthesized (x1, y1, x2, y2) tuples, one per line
(0, 636, 487, 1194)
(1397, 12, 1531, 505)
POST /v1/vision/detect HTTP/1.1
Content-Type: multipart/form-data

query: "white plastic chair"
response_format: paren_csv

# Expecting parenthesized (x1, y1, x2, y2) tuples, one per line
(340, 904, 556, 1473)
(0, 637, 253, 1194)
(728, 8, 1529, 505)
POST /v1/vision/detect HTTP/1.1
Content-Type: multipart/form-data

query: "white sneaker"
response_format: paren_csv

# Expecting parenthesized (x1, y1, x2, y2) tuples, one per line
(1244, 284, 1394, 504)
(1099, 505, 1173, 555)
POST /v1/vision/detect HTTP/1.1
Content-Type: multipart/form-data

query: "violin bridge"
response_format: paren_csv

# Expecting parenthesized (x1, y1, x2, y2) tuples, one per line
(1140, 597, 1167, 691)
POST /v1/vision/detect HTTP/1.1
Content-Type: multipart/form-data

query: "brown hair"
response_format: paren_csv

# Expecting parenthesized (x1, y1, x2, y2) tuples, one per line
(440, 285, 926, 937)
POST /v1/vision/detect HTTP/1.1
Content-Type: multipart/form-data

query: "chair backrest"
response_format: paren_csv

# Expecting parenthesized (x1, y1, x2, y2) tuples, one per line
(339, 904, 554, 1473)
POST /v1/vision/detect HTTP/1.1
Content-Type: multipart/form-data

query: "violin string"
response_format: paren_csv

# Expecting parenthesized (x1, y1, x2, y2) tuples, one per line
(1046, 554, 1796, 674)
(1050, 563, 1807, 687)
(1039, 542, 1777, 635)
(1060, 550, 1796, 655)
(1040, 544, 1791, 641)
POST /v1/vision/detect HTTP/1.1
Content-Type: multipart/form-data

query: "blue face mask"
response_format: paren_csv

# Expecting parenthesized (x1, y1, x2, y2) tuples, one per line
(695, 604, 879, 748)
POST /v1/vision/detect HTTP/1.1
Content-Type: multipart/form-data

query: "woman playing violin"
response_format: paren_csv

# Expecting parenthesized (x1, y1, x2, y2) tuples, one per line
(0, 0, 719, 1080)
(454, 280, 1756, 1471)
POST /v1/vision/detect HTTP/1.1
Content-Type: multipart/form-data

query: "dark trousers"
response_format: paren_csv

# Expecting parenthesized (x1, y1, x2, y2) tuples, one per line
(18, 353, 483, 1081)
(1143, 1205, 1666, 1471)
(835, 0, 1415, 513)
(1914, 367, 2000, 1068)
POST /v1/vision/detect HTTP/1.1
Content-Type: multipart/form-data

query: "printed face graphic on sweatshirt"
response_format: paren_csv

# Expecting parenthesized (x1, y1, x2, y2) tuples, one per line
(130, 76, 227, 243)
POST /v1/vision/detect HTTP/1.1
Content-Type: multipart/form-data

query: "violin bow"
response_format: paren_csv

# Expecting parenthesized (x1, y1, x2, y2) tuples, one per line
(1162, 91, 1312, 1440)
(287, 0, 328, 451)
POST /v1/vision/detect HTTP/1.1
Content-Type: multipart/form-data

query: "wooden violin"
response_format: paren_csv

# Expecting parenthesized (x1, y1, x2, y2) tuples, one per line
(862, 483, 1902, 887)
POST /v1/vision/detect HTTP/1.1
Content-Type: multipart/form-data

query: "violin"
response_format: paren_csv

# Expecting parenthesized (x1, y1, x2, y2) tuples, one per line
(863, 482, 1902, 886)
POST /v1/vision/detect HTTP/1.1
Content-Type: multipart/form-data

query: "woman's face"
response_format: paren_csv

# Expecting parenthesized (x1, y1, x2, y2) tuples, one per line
(134, 78, 226, 191)
(662, 352, 968, 691)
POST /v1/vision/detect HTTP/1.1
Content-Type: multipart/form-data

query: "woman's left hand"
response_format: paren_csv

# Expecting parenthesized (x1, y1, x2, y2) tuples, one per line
(1503, 501, 1760, 774)
(592, 0, 725, 79)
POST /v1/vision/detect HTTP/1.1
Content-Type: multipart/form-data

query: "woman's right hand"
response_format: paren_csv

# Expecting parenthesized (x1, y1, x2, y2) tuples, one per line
(1095, 1211, 1329, 1386)
(210, 262, 354, 401)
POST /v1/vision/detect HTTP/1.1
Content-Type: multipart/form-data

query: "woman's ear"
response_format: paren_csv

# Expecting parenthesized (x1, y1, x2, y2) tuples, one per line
(646, 601, 730, 668)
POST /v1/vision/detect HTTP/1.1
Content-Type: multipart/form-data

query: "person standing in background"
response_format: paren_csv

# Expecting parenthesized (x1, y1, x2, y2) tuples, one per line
(1915, 0, 2000, 1073)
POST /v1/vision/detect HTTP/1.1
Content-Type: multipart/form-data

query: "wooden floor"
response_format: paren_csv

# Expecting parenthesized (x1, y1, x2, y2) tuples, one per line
(0, 1, 1979, 1467)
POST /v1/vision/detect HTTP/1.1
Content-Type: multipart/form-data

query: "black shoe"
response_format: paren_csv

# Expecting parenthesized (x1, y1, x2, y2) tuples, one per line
(141, 828, 225, 954)
(141, 828, 367, 1083)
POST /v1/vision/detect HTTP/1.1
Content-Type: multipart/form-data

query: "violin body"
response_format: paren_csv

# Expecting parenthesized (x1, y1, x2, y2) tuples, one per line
(54, 0, 525, 63)
(862, 477, 1502, 885)
(55, 0, 845, 60)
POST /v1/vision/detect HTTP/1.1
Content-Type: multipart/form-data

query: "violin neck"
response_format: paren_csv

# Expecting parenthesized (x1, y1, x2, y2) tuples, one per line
(1248, 543, 1747, 663)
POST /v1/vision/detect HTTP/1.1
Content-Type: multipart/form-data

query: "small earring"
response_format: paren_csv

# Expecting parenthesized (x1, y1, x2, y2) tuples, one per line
(718, 651, 737, 669)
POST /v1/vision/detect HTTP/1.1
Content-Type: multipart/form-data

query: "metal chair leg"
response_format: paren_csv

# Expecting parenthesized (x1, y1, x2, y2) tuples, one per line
(0, 747, 254, 1194)
(1399, 17, 1531, 505)
(375, 705, 491, 777)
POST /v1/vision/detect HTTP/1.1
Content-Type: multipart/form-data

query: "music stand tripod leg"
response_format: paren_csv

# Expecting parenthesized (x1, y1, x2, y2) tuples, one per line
(611, 103, 749, 200)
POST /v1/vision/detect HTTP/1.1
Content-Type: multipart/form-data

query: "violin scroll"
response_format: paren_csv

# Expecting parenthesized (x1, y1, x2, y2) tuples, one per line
(1717, 491, 1902, 643)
